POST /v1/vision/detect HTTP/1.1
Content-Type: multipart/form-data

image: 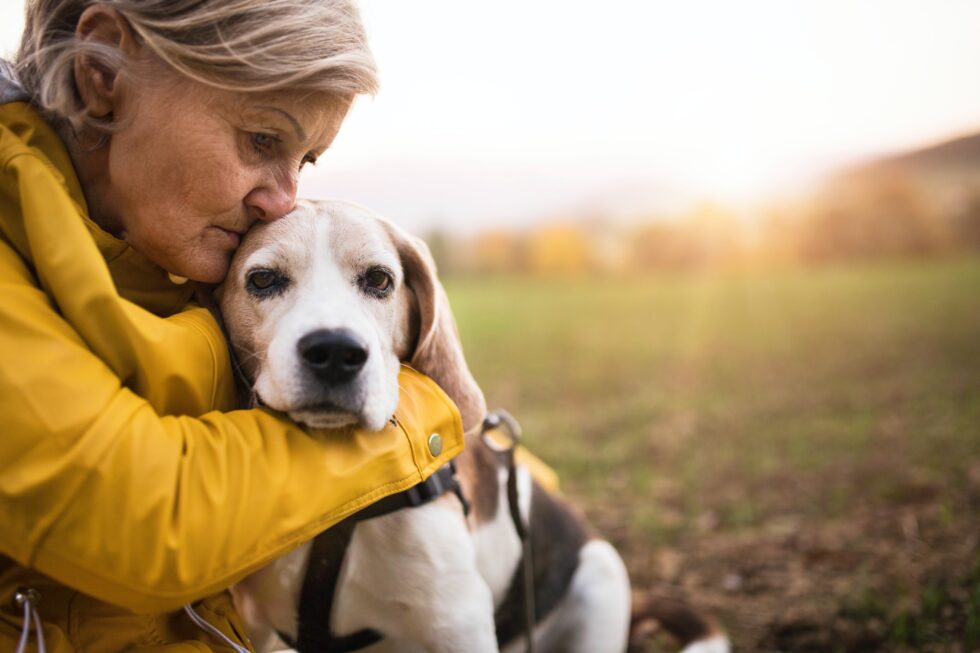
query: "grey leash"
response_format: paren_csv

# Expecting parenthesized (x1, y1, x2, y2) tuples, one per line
(481, 410, 535, 653)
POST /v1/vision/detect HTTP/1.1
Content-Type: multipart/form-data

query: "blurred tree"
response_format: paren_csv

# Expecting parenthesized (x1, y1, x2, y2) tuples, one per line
(801, 172, 951, 262)
(469, 229, 527, 275)
(630, 222, 692, 270)
(527, 223, 593, 275)
(754, 204, 805, 267)
(422, 227, 458, 276)
(629, 203, 744, 271)
(952, 184, 980, 251)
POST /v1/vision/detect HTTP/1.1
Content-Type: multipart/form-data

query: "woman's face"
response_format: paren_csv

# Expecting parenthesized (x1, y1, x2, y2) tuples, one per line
(93, 73, 351, 283)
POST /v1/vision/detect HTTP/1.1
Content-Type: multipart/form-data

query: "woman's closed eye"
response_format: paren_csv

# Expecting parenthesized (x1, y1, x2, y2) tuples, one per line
(249, 132, 281, 155)
(248, 132, 318, 171)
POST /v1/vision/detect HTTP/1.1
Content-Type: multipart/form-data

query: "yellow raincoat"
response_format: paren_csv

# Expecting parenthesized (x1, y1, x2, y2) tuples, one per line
(0, 99, 464, 651)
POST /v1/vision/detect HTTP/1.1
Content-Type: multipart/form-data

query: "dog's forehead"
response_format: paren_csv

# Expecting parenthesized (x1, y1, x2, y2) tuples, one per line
(322, 202, 398, 267)
(233, 208, 315, 273)
(236, 200, 399, 274)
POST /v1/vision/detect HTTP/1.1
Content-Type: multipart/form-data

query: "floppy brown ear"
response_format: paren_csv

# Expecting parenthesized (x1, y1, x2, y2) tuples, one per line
(382, 220, 486, 432)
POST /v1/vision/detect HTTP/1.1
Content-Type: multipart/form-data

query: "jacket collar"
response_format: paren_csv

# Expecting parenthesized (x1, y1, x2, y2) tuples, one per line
(1, 98, 193, 316)
(0, 60, 29, 105)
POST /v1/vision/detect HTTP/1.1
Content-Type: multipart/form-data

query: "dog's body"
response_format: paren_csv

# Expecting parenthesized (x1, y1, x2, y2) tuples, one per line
(218, 200, 726, 653)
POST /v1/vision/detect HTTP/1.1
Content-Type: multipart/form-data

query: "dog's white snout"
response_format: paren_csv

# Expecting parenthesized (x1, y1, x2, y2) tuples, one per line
(297, 328, 369, 385)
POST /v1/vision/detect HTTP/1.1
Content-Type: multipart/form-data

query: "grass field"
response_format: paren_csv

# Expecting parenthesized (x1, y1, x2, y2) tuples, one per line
(445, 257, 980, 653)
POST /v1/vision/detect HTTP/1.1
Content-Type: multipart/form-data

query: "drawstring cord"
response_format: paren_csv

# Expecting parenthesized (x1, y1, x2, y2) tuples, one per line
(11, 588, 246, 653)
(183, 604, 251, 653)
(14, 588, 45, 653)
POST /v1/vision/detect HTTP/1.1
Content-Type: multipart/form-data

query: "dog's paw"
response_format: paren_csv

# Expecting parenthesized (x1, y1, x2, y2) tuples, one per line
(680, 634, 731, 653)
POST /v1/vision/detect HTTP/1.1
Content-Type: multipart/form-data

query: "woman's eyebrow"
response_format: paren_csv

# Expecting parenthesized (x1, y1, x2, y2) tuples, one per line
(255, 105, 307, 141)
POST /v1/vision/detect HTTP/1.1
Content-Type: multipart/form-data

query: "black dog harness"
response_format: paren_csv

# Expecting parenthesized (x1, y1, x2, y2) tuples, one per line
(276, 462, 468, 653)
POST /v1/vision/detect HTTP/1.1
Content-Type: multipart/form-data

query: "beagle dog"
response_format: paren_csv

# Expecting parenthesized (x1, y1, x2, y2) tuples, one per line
(217, 199, 728, 653)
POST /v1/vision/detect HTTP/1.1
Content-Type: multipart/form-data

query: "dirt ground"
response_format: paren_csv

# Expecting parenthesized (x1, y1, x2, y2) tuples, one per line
(619, 463, 980, 653)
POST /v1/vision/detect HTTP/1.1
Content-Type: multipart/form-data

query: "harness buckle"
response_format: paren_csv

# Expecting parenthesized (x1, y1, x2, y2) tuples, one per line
(404, 470, 445, 506)
(403, 460, 469, 516)
(481, 409, 523, 453)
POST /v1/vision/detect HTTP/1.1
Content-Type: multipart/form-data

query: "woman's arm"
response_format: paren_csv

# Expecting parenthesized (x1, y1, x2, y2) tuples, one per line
(0, 238, 464, 614)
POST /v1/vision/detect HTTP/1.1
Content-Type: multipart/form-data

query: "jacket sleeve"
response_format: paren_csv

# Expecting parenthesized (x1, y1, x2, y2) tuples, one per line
(0, 238, 464, 614)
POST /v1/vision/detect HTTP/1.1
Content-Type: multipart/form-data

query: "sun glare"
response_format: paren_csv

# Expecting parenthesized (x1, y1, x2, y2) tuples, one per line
(3, 0, 980, 230)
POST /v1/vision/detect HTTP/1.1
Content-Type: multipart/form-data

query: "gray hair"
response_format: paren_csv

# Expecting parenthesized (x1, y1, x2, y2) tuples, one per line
(14, 0, 378, 132)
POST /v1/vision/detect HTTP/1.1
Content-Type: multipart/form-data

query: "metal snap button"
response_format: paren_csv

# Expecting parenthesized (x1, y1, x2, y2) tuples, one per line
(427, 433, 443, 456)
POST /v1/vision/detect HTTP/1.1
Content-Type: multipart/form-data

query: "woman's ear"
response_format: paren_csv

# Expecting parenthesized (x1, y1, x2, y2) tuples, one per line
(73, 5, 142, 120)
(383, 220, 487, 433)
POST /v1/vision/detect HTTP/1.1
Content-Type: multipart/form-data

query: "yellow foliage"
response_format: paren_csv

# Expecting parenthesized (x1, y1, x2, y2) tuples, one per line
(472, 230, 524, 273)
(528, 224, 592, 275)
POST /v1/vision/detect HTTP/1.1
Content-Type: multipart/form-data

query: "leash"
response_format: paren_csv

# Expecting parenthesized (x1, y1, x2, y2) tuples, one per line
(481, 410, 536, 653)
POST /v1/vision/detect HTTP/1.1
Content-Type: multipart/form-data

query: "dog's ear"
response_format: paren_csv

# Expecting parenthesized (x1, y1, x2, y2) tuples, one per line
(382, 220, 486, 432)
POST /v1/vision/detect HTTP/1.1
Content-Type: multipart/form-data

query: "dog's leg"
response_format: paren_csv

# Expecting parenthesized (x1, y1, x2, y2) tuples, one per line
(562, 539, 632, 653)
(334, 496, 499, 653)
(232, 541, 313, 651)
(510, 539, 631, 653)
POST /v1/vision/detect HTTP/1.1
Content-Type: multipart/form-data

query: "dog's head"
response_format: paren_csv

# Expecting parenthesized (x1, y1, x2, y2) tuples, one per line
(216, 199, 485, 432)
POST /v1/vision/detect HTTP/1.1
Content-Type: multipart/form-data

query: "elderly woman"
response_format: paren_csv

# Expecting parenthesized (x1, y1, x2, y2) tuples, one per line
(0, 1, 463, 651)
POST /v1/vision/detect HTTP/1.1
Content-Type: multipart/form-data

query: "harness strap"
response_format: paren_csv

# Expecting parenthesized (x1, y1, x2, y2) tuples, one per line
(284, 519, 377, 653)
(356, 460, 468, 521)
(279, 462, 466, 653)
(481, 411, 536, 653)
(508, 451, 536, 653)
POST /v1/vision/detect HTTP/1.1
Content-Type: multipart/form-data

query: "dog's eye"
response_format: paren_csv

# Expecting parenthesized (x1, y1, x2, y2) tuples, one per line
(249, 270, 277, 290)
(362, 267, 393, 295)
(246, 268, 288, 297)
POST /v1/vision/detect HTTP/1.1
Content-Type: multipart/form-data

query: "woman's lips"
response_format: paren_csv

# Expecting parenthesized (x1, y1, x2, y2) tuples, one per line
(214, 226, 242, 248)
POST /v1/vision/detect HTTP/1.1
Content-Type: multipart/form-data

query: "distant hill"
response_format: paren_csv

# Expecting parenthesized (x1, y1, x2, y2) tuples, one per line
(813, 130, 980, 260)
(854, 132, 980, 178)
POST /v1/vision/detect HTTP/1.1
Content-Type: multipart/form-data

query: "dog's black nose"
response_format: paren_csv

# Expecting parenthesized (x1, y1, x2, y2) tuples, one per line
(297, 329, 368, 383)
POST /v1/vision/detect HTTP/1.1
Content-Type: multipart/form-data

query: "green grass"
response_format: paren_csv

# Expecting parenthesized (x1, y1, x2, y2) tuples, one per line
(445, 257, 980, 540)
(446, 257, 980, 649)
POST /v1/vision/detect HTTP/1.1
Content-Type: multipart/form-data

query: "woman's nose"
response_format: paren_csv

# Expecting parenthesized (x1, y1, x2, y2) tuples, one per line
(245, 174, 297, 223)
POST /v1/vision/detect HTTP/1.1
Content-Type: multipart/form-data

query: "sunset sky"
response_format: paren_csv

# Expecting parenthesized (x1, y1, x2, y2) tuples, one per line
(3, 1, 980, 233)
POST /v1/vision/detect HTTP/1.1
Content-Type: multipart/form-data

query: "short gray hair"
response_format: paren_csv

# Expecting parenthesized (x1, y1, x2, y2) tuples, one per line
(15, 0, 378, 132)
